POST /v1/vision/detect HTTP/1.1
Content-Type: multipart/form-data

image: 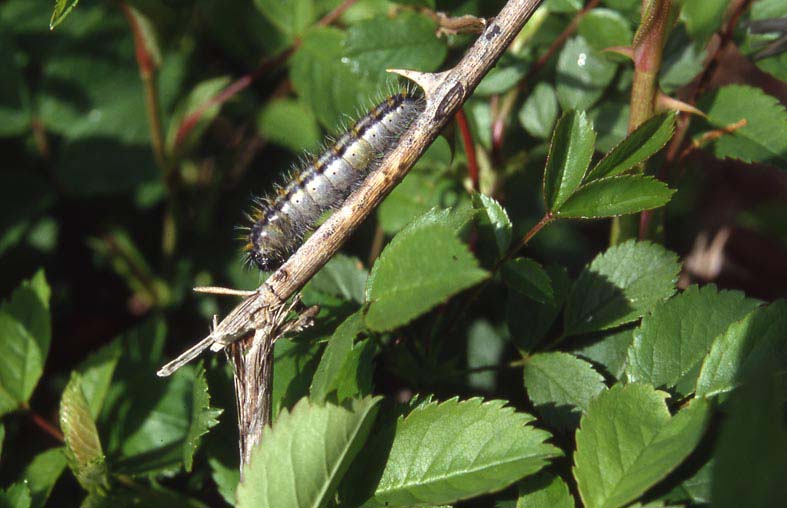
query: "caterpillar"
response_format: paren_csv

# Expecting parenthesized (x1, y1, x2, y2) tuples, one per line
(242, 89, 424, 271)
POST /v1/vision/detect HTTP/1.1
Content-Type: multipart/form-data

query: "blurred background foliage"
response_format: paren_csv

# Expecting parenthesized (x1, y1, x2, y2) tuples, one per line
(0, 0, 786, 506)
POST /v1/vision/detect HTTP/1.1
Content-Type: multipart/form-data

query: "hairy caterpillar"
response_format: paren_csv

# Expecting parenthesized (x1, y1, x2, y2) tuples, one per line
(242, 89, 424, 271)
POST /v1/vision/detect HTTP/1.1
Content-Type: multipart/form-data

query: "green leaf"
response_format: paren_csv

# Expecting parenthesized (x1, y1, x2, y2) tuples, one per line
(587, 113, 676, 181)
(546, 0, 583, 13)
(0, 36, 30, 137)
(516, 472, 574, 508)
(40, 47, 155, 161)
(680, 0, 727, 42)
(659, 26, 707, 92)
(209, 456, 240, 506)
(344, 11, 447, 82)
(626, 285, 761, 395)
(573, 328, 634, 380)
(183, 363, 222, 472)
(677, 458, 713, 504)
(501, 258, 554, 305)
(507, 265, 571, 352)
(711, 356, 787, 507)
(310, 313, 374, 402)
(98, 319, 200, 475)
(236, 396, 381, 508)
(556, 36, 617, 110)
(543, 110, 596, 211)
(590, 101, 630, 153)
(19, 448, 67, 508)
(50, 0, 80, 29)
(523, 352, 607, 432)
(476, 56, 528, 96)
(60, 373, 109, 494)
(573, 384, 710, 508)
(519, 82, 559, 140)
(578, 8, 633, 51)
(378, 158, 465, 235)
(291, 27, 373, 131)
(253, 0, 315, 40)
(165, 76, 232, 157)
(0, 172, 53, 256)
(554, 176, 675, 218)
(272, 339, 322, 418)
(0, 483, 30, 508)
(701, 84, 787, 169)
(351, 398, 560, 507)
(472, 193, 512, 260)
(564, 240, 680, 336)
(258, 98, 322, 153)
(466, 320, 507, 392)
(77, 340, 121, 419)
(3, 269, 51, 356)
(747, 0, 787, 82)
(304, 255, 368, 304)
(364, 211, 488, 331)
(0, 271, 51, 416)
(0, 314, 39, 415)
(696, 300, 787, 398)
(80, 483, 206, 508)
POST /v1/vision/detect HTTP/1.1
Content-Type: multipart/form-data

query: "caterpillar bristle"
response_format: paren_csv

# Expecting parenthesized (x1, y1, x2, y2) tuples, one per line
(240, 88, 424, 272)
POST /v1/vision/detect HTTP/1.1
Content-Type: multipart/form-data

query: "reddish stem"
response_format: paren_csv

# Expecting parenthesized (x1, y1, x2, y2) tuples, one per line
(511, 211, 554, 258)
(456, 109, 479, 191)
(491, 0, 599, 156)
(173, 0, 359, 153)
(174, 48, 295, 151)
(28, 409, 64, 442)
(120, 1, 166, 171)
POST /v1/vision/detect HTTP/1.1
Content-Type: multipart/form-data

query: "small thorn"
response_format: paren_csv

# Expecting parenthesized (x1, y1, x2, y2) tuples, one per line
(387, 68, 445, 98)
(657, 93, 706, 117)
(603, 46, 634, 60)
(194, 286, 258, 297)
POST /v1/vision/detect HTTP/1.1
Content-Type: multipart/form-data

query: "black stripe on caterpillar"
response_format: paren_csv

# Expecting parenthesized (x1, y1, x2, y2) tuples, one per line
(241, 89, 424, 272)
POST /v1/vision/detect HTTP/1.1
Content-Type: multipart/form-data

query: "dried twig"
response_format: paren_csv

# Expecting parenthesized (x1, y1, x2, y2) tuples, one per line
(159, 0, 545, 472)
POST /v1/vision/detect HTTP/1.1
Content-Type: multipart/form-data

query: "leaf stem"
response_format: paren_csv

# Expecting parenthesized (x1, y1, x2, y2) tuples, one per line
(447, 212, 554, 335)
(25, 405, 64, 442)
(456, 108, 479, 191)
(507, 211, 554, 260)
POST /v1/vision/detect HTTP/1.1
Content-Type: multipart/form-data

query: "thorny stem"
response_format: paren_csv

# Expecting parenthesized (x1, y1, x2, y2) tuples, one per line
(628, 0, 673, 132)
(491, 0, 599, 159)
(456, 108, 479, 191)
(190, 0, 546, 475)
(611, 0, 672, 243)
(641, 0, 751, 238)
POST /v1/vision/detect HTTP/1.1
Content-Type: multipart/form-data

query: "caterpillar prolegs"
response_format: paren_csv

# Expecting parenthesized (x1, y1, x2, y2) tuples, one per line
(243, 89, 424, 271)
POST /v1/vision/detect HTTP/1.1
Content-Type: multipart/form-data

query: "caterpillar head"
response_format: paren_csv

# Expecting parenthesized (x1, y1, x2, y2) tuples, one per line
(247, 219, 285, 272)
